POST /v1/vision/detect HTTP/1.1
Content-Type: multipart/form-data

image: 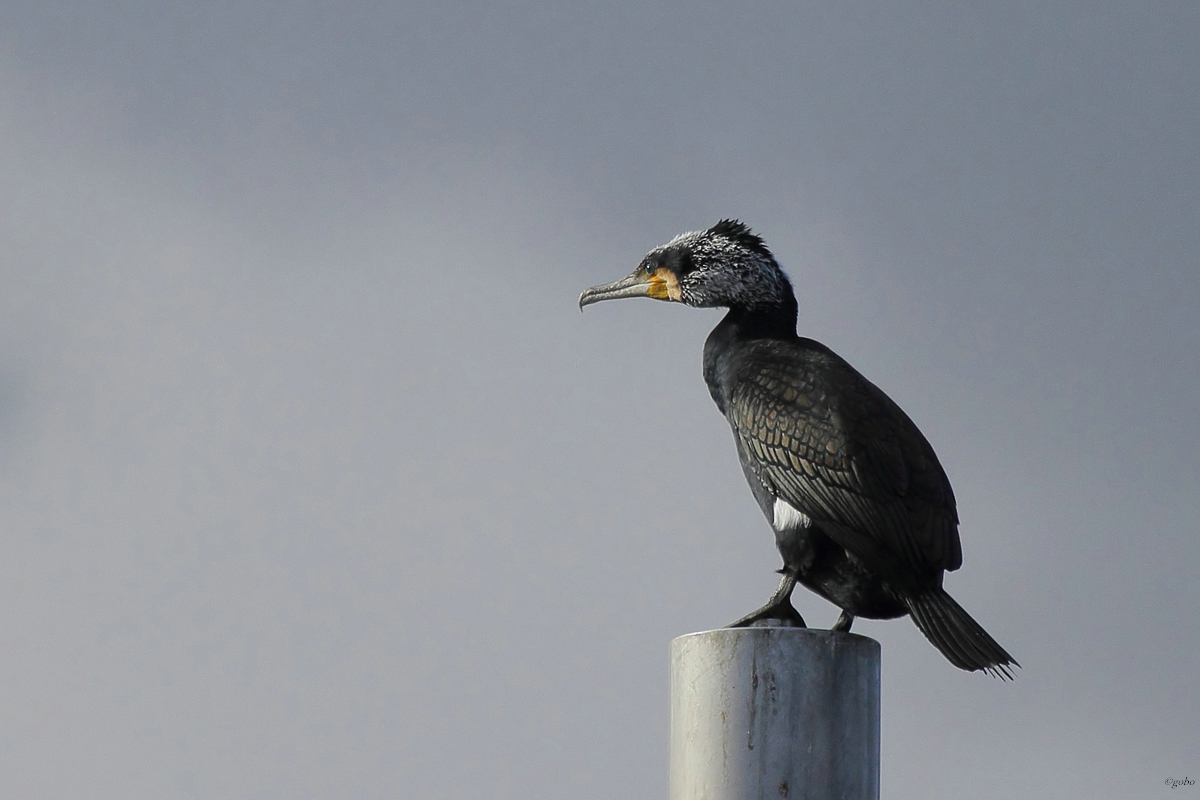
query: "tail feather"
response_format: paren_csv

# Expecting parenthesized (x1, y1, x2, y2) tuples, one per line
(905, 589, 1019, 680)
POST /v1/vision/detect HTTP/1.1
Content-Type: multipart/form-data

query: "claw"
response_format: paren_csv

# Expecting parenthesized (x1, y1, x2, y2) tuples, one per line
(726, 573, 807, 628)
(728, 602, 807, 628)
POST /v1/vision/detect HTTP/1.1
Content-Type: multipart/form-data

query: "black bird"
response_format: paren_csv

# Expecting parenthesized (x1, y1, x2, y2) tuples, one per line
(580, 220, 1017, 678)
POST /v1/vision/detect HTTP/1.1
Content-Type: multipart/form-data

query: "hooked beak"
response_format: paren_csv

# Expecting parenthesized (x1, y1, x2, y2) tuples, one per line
(578, 268, 677, 310)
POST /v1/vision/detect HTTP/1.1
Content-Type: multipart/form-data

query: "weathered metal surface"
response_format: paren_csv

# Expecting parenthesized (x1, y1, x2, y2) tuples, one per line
(670, 628, 880, 800)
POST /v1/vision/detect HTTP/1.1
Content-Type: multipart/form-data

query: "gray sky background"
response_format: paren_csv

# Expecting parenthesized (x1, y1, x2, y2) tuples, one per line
(1, 2, 1197, 798)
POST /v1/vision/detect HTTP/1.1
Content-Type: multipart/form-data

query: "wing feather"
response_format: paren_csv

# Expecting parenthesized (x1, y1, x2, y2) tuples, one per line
(728, 341, 962, 576)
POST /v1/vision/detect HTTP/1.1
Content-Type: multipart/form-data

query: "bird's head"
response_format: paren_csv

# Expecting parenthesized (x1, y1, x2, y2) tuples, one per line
(579, 220, 795, 312)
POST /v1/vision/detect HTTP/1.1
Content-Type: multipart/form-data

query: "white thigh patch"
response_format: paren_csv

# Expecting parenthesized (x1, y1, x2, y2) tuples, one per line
(772, 497, 811, 532)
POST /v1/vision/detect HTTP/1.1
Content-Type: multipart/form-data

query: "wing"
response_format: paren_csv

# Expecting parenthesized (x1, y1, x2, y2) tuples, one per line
(727, 339, 962, 578)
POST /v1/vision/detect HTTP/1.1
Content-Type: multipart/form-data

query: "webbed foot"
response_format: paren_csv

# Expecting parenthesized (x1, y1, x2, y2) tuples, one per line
(727, 574, 807, 628)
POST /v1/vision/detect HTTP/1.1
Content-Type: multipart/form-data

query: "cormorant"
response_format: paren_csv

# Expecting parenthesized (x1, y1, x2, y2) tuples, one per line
(579, 220, 1017, 678)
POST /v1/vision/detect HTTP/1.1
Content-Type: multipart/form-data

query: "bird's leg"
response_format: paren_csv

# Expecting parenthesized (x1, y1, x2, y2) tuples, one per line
(727, 572, 806, 628)
(831, 610, 855, 632)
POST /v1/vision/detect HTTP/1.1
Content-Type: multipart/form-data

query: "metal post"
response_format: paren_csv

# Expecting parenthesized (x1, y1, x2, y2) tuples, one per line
(670, 628, 880, 800)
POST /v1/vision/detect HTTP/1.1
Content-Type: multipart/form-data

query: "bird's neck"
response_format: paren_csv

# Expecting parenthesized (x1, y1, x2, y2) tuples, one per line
(703, 300, 798, 414)
(721, 299, 799, 340)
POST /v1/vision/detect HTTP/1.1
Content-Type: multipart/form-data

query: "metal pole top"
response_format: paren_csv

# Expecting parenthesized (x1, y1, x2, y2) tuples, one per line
(670, 628, 881, 800)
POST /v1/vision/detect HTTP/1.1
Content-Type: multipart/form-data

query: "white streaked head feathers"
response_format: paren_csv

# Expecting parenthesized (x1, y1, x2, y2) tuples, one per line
(659, 225, 792, 309)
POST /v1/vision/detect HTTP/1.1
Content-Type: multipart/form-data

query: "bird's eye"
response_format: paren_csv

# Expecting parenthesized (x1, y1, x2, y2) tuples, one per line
(645, 262, 656, 274)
